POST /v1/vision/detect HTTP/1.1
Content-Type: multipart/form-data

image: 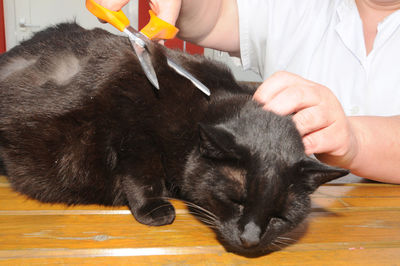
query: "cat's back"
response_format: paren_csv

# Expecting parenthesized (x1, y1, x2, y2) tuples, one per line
(0, 23, 126, 66)
(0, 23, 135, 122)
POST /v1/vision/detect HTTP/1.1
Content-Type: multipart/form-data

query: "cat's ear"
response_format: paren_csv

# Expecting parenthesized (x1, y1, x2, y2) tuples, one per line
(298, 157, 349, 193)
(198, 123, 241, 160)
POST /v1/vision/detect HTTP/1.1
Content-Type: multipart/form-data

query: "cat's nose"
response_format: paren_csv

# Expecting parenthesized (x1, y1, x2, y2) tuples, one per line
(239, 221, 261, 248)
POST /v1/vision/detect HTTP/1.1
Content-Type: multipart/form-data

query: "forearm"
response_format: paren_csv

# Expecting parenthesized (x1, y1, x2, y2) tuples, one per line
(177, 0, 239, 52)
(321, 116, 400, 184)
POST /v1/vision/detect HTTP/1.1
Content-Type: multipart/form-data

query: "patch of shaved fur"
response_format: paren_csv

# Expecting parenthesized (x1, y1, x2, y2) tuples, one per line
(49, 54, 81, 85)
(0, 57, 37, 81)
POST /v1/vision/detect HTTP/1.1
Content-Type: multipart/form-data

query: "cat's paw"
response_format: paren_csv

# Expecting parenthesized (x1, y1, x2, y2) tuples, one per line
(134, 199, 175, 226)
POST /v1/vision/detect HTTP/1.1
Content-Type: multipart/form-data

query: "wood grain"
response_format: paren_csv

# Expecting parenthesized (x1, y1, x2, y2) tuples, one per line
(0, 174, 399, 265)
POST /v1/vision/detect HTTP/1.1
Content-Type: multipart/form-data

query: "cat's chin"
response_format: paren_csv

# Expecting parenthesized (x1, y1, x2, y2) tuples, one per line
(211, 219, 302, 257)
(218, 238, 278, 258)
(210, 221, 271, 257)
(218, 234, 297, 257)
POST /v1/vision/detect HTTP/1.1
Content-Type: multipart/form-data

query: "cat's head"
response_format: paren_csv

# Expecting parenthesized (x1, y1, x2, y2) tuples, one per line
(182, 100, 349, 257)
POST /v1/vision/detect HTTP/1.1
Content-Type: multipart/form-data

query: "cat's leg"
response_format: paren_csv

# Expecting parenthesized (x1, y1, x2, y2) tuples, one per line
(118, 157, 175, 226)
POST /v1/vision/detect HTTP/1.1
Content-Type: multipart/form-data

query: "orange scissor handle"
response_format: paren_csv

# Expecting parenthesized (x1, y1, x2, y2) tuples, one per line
(140, 10, 179, 40)
(86, 0, 179, 40)
(86, 0, 130, 32)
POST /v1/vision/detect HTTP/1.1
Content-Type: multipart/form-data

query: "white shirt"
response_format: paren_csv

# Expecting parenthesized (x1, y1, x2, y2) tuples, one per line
(237, 0, 400, 116)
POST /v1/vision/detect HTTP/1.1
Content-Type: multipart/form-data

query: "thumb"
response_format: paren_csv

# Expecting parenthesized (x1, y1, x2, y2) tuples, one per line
(94, 0, 129, 11)
(149, 0, 182, 25)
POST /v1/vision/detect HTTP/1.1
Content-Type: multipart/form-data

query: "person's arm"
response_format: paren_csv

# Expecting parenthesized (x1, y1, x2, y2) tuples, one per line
(93, 0, 240, 53)
(254, 71, 400, 184)
(175, 0, 239, 53)
(321, 116, 400, 184)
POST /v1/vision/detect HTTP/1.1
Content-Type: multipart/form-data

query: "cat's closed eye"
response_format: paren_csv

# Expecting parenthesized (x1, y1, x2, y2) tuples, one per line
(219, 166, 246, 205)
(229, 196, 244, 206)
(220, 166, 246, 187)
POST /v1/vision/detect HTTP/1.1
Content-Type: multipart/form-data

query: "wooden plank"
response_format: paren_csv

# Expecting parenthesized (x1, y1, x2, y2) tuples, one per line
(1, 208, 399, 249)
(0, 213, 217, 250)
(301, 210, 400, 243)
(0, 175, 8, 185)
(312, 196, 400, 210)
(1, 247, 400, 265)
(315, 184, 400, 197)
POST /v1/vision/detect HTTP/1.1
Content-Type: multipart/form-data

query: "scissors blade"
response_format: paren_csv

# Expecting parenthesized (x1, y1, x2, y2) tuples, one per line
(124, 26, 210, 96)
(124, 26, 159, 90)
(167, 58, 211, 96)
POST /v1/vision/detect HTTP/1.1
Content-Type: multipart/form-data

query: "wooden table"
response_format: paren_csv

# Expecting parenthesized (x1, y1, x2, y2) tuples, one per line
(0, 175, 399, 265)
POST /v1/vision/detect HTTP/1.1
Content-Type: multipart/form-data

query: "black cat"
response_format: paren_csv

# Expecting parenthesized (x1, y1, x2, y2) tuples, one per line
(0, 23, 348, 257)
(0, 157, 5, 176)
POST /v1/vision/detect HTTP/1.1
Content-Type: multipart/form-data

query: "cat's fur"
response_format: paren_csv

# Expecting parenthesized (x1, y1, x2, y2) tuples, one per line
(0, 23, 348, 257)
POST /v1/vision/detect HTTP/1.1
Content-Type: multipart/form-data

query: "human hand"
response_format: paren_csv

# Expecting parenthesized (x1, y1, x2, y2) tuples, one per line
(148, 0, 182, 26)
(93, 0, 181, 25)
(94, 0, 130, 11)
(253, 71, 358, 168)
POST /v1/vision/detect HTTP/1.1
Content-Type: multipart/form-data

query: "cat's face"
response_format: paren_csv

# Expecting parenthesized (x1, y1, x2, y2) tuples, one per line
(182, 104, 348, 257)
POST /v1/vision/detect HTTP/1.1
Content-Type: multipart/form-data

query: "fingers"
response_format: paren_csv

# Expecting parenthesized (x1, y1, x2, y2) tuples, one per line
(150, 0, 182, 25)
(263, 85, 321, 116)
(253, 71, 300, 105)
(293, 106, 345, 155)
(253, 71, 308, 107)
(253, 71, 352, 159)
(292, 105, 332, 136)
(302, 120, 349, 155)
(302, 125, 335, 155)
(95, 0, 129, 11)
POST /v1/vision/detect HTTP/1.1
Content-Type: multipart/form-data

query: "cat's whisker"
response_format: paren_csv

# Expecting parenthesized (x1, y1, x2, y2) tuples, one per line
(274, 241, 285, 249)
(276, 236, 296, 243)
(159, 197, 219, 223)
(186, 206, 218, 221)
(173, 199, 218, 219)
(139, 203, 173, 219)
(273, 239, 292, 249)
(188, 209, 219, 226)
(274, 239, 289, 246)
(187, 210, 217, 223)
(153, 196, 217, 222)
(275, 241, 290, 247)
(277, 236, 295, 241)
(275, 239, 295, 246)
(143, 196, 219, 226)
(187, 211, 218, 227)
(183, 201, 218, 220)
(269, 242, 283, 251)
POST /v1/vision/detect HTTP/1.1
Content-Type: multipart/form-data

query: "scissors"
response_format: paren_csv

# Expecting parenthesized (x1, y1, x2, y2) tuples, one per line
(86, 0, 210, 96)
